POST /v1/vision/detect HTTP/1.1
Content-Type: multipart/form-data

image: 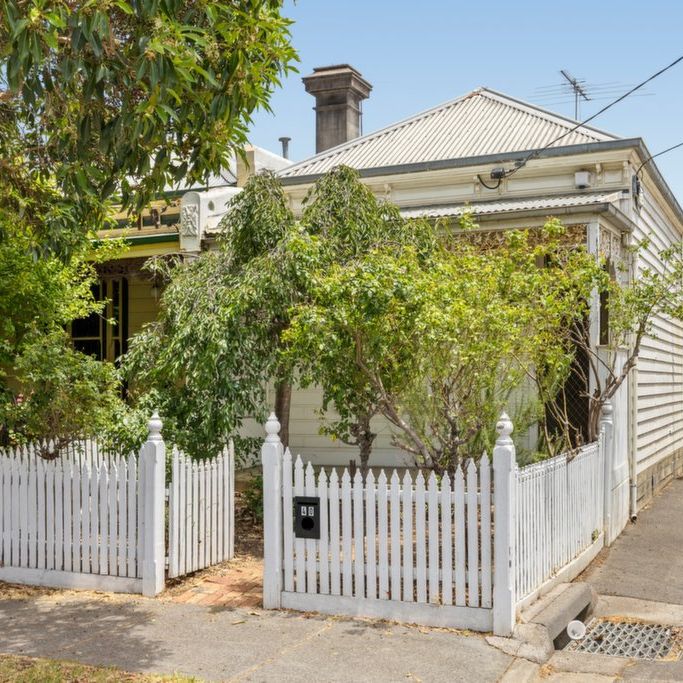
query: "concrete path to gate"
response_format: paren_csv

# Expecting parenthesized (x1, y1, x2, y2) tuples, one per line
(0, 593, 512, 682)
(582, 478, 683, 605)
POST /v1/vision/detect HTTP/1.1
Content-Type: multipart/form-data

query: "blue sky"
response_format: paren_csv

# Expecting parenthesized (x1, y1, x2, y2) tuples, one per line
(248, 1, 683, 199)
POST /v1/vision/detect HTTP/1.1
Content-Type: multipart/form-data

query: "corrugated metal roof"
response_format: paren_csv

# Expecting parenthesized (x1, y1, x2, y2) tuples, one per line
(281, 88, 619, 178)
(399, 192, 623, 219)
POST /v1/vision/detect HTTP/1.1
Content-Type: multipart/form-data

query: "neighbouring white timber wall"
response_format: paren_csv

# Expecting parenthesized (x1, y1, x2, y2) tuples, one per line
(632, 189, 683, 476)
(240, 383, 539, 469)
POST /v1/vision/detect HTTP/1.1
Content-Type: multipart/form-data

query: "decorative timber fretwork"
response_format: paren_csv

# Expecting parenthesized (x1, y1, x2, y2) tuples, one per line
(451, 223, 587, 251)
(96, 257, 153, 278)
(599, 225, 625, 263)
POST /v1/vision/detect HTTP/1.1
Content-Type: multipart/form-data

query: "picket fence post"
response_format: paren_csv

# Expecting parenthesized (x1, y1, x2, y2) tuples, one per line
(492, 412, 516, 637)
(600, 400, 614, 546)
(262, 413, 284, 608)
(141, 412, 166, 597)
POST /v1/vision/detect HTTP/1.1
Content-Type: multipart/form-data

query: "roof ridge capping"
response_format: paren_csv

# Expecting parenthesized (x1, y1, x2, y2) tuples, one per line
(280, 87, 620, 178)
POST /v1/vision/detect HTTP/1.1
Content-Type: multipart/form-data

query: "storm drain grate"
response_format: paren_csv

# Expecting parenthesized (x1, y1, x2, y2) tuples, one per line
(565, 619, 677, 660)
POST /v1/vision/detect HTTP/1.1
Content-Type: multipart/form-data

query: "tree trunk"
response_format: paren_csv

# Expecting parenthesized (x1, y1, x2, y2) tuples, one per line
(355, 412, 376, 476)
(274, 380, 292, 448)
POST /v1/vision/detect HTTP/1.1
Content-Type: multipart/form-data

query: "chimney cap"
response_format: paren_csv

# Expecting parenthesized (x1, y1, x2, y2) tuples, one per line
(303, 64, 372, 98)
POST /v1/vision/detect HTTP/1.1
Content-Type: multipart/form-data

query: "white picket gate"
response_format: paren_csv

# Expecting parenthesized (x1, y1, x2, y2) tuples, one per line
(0, 415, 235, 594)
(167, 445, 235, 578)
(514, 437, 606, 609)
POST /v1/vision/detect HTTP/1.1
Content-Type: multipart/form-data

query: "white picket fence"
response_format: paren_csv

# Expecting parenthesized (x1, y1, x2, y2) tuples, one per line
(168, 445, 235, 578)
(262, 413, 517, 635)
(515, 438, 605, 609)
(262, 405, 620, 636)
(0, 447, 142, 592)
(0, 415, 234, 594)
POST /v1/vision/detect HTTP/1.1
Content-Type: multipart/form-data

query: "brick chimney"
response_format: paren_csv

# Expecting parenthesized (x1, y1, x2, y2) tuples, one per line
(303, 64, 372, 154)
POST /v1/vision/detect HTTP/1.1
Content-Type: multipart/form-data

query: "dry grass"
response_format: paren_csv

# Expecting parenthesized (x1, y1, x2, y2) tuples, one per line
(0, 655, 198, 683)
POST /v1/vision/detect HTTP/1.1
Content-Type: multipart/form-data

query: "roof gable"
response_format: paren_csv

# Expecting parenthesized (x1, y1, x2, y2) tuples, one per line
(280, 88, 619, 179)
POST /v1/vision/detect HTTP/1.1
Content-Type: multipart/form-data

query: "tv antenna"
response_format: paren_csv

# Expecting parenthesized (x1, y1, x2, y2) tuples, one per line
(559, 70, 589, 119)
(531, 70, 654, 121)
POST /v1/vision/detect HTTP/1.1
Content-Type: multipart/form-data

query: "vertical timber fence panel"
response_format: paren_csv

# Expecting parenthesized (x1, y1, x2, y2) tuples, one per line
(514, 432, 606, 610)
(261, 413, 518, 634)
(167, 443, 235, 578)
(0, 441, 147, 593)
(0, 414, 235, 594)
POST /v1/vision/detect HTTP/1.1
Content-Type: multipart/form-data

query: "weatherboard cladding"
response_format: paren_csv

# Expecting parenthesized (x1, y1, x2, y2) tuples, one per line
(281, 88, 618, 178)
(399, 192, 623, 219)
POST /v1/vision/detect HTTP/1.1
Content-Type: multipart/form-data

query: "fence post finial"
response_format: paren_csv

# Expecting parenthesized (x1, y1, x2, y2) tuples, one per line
(492, 411, 516, 637)
(496, 412, 514, 444)
(262, 413, 284, 609)
(265, 412, 281, 443)
(141, 411, 166, 597)
(147, 411, 163, 441)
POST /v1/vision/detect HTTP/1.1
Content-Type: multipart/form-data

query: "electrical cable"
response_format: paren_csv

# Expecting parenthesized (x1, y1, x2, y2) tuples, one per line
(476, 173, 502, 190)
(503, 54, 683, 179)
(635, 140, 683, 177)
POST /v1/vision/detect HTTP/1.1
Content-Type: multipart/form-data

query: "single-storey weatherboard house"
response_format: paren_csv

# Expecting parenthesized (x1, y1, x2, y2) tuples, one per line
(86, 64, 683, 515)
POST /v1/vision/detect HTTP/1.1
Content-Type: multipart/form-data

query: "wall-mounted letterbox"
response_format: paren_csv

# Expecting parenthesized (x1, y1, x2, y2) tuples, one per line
(293, 496, 320, 539)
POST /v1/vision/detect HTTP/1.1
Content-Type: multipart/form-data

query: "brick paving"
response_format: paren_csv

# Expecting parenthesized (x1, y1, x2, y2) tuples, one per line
(169, 557, 263, 609)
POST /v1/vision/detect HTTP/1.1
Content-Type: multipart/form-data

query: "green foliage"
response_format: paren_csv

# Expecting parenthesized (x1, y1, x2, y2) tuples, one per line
(1, 0, 297, 226)
(126, 167, 435, 461)
(0, 329, 128, 453)
(0, 0, 296, 453)
(125, 171, 298, 457)
(286, 218, 605, 471)
(565, 238, 683, 441)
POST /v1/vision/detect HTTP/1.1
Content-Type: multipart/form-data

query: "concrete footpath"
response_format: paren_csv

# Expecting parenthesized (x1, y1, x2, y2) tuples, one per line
(503, 478, 683, 682)
(582, 477, 683, 605)
(0, 594, 512, 682)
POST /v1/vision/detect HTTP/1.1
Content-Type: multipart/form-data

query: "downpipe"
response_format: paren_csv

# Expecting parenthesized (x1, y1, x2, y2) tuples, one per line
(630, 481, 638, 522)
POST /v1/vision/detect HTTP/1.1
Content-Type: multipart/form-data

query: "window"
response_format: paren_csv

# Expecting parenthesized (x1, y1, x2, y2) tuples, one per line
(71, 278, 128, 362)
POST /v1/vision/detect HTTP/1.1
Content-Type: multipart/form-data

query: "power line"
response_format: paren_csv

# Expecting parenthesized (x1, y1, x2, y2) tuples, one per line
(502, 54, 683, 181)
(636, 140, 683, 176)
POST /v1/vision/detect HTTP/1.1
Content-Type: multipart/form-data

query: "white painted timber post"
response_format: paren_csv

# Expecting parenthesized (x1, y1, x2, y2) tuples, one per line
(493, 412, 516, 637)
(262, 412, 283, 608)
(141, 412, 166, 597)
(600, 401, 614, 545)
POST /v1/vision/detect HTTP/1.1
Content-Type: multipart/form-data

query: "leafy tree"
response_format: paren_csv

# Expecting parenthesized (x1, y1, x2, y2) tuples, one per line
(287, 220, 604, 472)
(125, 167, 434, 459)
(546, 239, 683, 442)
(0, 1, 296, 449)
(124, 171, 298, 456)
(1, 0, 297, 243)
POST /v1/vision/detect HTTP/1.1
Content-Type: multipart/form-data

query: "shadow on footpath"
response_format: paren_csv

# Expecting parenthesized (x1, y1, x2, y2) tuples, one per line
(0, 598, 171, 671)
